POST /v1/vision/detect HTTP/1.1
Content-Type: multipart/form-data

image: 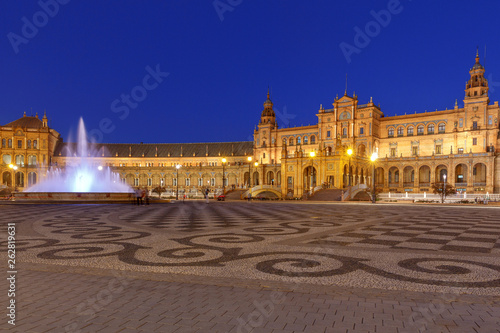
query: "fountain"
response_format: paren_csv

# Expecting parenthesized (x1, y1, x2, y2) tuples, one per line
(15, 118, 134, 202)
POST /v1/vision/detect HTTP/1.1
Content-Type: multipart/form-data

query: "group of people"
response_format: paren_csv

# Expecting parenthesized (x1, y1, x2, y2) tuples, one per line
(135, 188, 149, 205)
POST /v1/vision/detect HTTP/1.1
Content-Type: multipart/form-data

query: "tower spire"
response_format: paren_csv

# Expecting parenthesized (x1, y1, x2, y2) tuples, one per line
(344, 73, 348, 96)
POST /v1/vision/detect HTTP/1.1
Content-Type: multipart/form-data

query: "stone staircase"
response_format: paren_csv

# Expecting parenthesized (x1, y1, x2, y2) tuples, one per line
(307, 189, 344, 201)
(224, 189, 246, 200)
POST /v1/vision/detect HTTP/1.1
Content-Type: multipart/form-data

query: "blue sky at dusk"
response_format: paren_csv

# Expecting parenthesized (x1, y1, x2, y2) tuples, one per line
(1, 1, 500, 144)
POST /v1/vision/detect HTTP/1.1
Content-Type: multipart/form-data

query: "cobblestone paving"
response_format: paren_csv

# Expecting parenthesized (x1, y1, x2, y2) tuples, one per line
(1, 202, 500, 332)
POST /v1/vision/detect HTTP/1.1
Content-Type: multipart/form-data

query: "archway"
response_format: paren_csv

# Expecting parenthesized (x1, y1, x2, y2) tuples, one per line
(276, 171, 281, 185)
(303, 166, 317, 191)
(15, 172, 24, 187)
(28, 172, 37, 187)
(419, 165, 431, 186)
(403, 166, 414, 187)
(455, 164, 467, 184)
(2, 171, 12, 187)
(266, 171, 275, 185)
(253, 171, 259, 186)
(244, 172, 250, 187)
(473, 163, 486, 185)
(375, 167, 384, 186)
(435, 165, 447, 183)
(388, 167, 399, 186)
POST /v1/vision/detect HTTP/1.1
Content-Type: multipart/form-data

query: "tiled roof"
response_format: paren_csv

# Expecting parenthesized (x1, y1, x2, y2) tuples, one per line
(54, 141, 254, 158)
(4, 116, 43, 129)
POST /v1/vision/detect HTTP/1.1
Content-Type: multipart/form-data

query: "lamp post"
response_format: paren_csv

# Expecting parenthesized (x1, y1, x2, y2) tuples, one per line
(247, 156, 252, 188)
(175, 164, 181, 200)
(347, 148, 353, 187)
(442, 174, 447, 203)
(254, 162, 259, 186)
(370, 152, 378, 204)
(8, 164, 18, 190)
(309, 151, 315, 195)
(222, 158, 227, 195)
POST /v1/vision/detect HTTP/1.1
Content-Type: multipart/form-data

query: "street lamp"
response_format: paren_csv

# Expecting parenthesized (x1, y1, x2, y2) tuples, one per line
(254, 162, 259, 186)
(370, 152, 378, 204)
(8, 164, 18, 189)
(347, 148, 353, 187)
(442, 174, 447, 203)
(175, 164, 181, 200)
(247, 156, 252, 188)
(222, 158, 227, 195)
(309, 151, 315, 194)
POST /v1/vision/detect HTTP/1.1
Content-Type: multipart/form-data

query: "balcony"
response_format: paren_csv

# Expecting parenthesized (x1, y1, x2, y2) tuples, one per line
(473, 182, 486, 186)
(417, 132, 424, 136)
(389, 183, 399, 188)
(438, 130, 445, 134)
(419, 182, 430, 187)
(403, 182, 414, 187)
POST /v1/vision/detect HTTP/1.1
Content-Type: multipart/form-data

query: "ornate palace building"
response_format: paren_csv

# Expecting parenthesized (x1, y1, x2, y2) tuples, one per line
(1, 53, 499, 198)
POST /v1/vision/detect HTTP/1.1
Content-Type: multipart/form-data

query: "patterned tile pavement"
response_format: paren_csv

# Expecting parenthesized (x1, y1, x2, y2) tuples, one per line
(1, 202, 500, 332)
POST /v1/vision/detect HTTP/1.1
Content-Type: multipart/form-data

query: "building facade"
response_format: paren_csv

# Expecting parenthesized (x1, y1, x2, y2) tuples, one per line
(2, 53, 499, 197)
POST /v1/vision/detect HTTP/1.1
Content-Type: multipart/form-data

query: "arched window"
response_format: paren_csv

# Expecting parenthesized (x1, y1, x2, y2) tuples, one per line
(438, 123, 445, 133)
(310, 135, 316, 144)
(289, 137, 294, 146)
(33, 140, 37, 149)
(27, 140, 32, 149)
(296, 136, 301, 145)
(2, 154, 11, 164)
(28, 155, 37, 166)
(428, 124, 435, 134)
(343, 127, 348, 137)
(303, 136, 308, 144)
(407, 126, 414, 135)
(417, 125, 424, 135)
(15, 155, 24, 166)
(1, 139, 5, 148)
(8, 139, 12, 148)
(388, 128, 394, 137)
(397, 127, 404, 136)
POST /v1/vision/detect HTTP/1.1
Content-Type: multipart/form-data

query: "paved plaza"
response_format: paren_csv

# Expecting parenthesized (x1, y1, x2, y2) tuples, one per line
(1, 202, 500, 332)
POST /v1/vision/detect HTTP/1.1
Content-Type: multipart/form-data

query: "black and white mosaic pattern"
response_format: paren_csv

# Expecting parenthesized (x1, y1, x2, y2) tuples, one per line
(2, 203, 500, 295)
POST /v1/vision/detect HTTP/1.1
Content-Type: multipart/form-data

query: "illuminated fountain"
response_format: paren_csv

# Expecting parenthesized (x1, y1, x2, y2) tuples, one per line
(16, 118, 133, 202)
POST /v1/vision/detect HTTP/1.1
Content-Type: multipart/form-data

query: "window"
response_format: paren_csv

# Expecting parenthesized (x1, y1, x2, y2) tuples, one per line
(28, 155, 37, 165)
(436, 145, 442, 155)
(173, 178, 177, 186)
(263, 153, 266, 159)
(310, 135, 316, 144)
(15, 155, 24, 166)
(185, 178, 190, 186)
(407, 126, 414, 136)
(210, 178, 215, 186)
(458, 148, 464, 154)
(1, 139, 5, 148)
(473, 121, 478, 130)
(134, 178, 139, 186)
(27, 140, 31, 148)
(17, 140, 22, 148)
(3, 154, 11, 164)
(359, 127, 364, 135)
(303, 136, 308, 144)
(412, 147, 418, 156)
(289, 137, 294, 146)
(417, 125, 424, 135)
(161, 178, 165, 186)
(459, 118, 463, 128)
(397, 127, 404, 136)
(33, 140, 37, 149)
(147, 178, 152, 186)
(388, 128, 394, 137)
(473, 138, 477, 146)
(438, 123, 445, 133)
(296, 137, 301, 145)
(198, 178, 203, 186)
(489, 115, 493, 125)
(427, 124, 434, 134)
(390, 148, 396, 157)
(326, 131, 330, 138)
(342, 127, 347, 137)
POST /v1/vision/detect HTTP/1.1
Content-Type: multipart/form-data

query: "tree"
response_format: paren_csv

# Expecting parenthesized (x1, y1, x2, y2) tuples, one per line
(431, 182, 455, 203)
(152, 186, 167, 197)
